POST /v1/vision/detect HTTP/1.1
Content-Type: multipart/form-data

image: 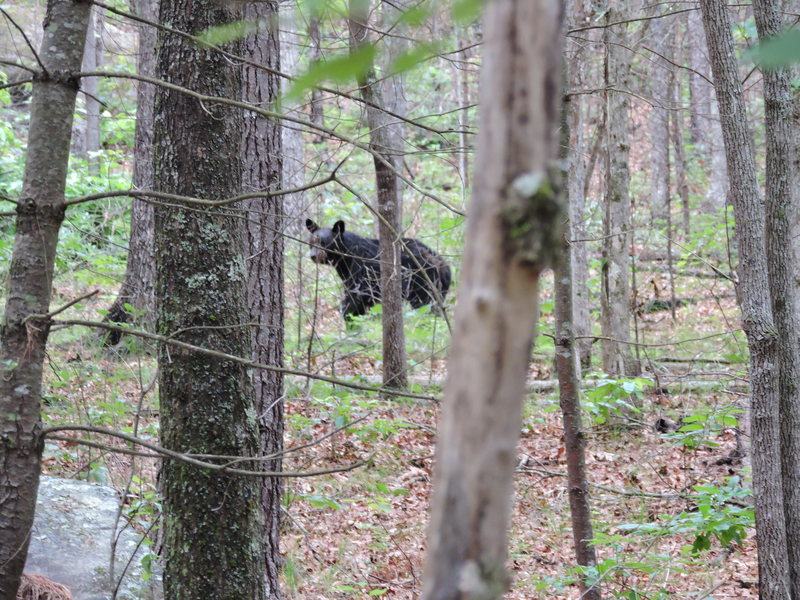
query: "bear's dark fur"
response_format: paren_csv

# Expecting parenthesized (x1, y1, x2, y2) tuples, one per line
(306, 218, 451, 320)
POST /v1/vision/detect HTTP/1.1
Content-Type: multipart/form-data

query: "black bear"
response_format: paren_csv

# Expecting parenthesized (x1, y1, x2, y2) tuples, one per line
(306, 218, 451, 321)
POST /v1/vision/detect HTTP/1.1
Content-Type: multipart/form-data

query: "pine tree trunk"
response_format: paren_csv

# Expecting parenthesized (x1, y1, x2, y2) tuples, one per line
(348, 0, 408, 390)
(242, 4, 284, 598)
(0, 2, 91, 597)
(421, 2, 564, 598)
(102, 0, 157, 344)
(154, 0, 266, 597)
(601, 1, 637, 376)
(699, 2, 790, 598)
(752, 1, 800, 595)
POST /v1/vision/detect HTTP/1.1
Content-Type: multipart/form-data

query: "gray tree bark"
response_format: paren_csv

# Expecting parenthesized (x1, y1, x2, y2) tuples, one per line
(153, 0, 266, 597)
(566, 0, 592, 371)
(80, 7, 103, 175)
(308, 15, 324, 142)
(556, 74, 601, 600)
(242, 3, 284, 598)
(687, 8, 728, 212)
(279, 6, 308, 232)
(600, 1, 637, 376)
(700, 2, 790, 598)
(102, 0, 157, 344)
(421, 2, 565, 598)
(648, 7, 671, 228)
(0, 2, 91, 597)
(348, 0, 408, 390)
(752, 1, 800, 595)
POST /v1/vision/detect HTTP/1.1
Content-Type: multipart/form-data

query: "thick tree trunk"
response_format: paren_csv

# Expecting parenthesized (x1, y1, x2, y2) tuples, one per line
(0, 2, 91, 597)
(421, 2, 564, 599)
(752, 1, 800, 595)
(699, 2, 790, 599)
(242, 4, 284, 598)
(348, 0, 408, 390)
(102, 0, 157, 344)
(153, 1, 266, 597)
(601, 1, 637, 376)
(556, 77, 601, 600)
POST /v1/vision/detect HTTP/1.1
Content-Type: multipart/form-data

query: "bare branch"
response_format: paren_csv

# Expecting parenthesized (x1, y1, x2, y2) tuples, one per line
(42, 425, 368, 478)
(49, 318, 441, 402)
(0, 8, 48, 76)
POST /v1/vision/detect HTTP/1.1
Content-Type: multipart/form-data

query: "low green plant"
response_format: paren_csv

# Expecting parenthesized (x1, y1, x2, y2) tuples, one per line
(662, 405, 742, 450)
(583, 376, 652, 425)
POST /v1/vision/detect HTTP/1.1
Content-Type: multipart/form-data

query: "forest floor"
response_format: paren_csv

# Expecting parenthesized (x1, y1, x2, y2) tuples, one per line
(41, 275, 758, 599)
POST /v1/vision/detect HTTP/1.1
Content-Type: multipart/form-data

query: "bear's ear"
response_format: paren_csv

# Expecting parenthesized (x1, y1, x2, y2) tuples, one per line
(332, 220, 346, 236)
(306, 218, 319, 233)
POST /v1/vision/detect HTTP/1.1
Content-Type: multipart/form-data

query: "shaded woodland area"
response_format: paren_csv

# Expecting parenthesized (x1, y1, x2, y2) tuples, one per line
(2, 1, 800, 599)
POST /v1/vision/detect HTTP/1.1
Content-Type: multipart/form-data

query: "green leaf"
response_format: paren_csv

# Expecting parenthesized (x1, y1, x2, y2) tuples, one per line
(387, 43, 440, 76)
(452, 0, 483, 23)
(196, 19, 260, 47)
(285, 45, 377, 102)
(747, 29, 800, 69)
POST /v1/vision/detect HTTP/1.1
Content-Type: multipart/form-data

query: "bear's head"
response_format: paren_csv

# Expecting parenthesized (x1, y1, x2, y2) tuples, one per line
(306, 218, 345, 265)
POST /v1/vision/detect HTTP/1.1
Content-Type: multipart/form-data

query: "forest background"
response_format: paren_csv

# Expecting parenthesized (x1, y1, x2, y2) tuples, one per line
(1, 0, 797, 598)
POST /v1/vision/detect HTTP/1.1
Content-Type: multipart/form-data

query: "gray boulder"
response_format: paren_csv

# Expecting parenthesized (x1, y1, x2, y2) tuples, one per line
(24, 475, 163, 600)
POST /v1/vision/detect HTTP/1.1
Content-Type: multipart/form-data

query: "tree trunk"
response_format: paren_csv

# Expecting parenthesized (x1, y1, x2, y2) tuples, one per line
(752, 1, 800, 595)
(0, 2, 91, 597)
(421, 2, 565, 598)
(308, 15, 324, 141)
(699, 2, 790, 599)
(556, 71, 601, 600)
(566, 0, 592, 371)
(102, 0, 157, 344)
(687, 8, 728, 213)
(81, 7, 102, 175)
(153, 0, 266, 597)
(279, 6, 308, 233)
(348, 0, 408, 390)
(601, 1, 637, 376)
(648, 7, 671, 228)
(242, 4, 284, 598)
(670, 65, 691, 238)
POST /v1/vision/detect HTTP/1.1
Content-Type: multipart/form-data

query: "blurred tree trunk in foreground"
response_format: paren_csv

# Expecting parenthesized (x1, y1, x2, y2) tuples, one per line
(422, 2, 565, 598)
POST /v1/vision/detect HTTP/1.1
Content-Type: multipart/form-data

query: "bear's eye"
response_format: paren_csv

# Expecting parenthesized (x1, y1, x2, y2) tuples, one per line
(311, 235, 320, 244)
